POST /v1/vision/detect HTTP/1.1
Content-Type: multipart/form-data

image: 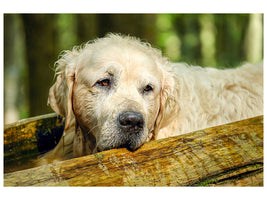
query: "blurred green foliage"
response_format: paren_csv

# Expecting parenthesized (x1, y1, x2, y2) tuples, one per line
(4, 14, 263, 123)
(155, 14, 262, 67)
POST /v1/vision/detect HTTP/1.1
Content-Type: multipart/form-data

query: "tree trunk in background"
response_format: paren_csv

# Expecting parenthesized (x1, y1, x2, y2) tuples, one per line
(199, 14, 216, 67)
(97, 14, 155, 44)
(4, 15, 20, 124)
(244, 14, 263, 63)
(4, 14, 29, 124)
(76, 14, 98, 44)
(56, 14, 78, 51)
(215, 14, 249, 67)
(22, 14, 57, 117)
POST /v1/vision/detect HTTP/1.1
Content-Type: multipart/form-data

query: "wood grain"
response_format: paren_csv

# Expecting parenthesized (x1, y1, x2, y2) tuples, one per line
(4, 113, 64, 173)
(4, 115, 263, 186)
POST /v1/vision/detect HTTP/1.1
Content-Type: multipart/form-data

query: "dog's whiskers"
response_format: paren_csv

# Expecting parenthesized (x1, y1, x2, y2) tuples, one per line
(85, 124, 100, 136)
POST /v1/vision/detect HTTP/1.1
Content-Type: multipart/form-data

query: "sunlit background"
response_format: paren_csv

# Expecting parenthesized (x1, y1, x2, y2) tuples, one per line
(4, 14, 263, 124)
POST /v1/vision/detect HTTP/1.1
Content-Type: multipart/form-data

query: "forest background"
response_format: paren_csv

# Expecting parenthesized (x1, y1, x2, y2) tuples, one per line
(4, 14, 263, 124)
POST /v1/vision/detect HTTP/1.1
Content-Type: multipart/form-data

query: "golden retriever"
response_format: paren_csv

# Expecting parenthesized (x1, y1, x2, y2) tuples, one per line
(39, 33, 263, 164)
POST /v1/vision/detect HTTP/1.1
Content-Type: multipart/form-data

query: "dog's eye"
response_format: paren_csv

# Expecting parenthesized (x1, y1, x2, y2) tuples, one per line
(96, 79, 110, 87)
(144, 84, 153, 93)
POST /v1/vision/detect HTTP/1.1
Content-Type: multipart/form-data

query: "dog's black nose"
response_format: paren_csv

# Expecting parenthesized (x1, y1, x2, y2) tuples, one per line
(118, 111, 144, 133)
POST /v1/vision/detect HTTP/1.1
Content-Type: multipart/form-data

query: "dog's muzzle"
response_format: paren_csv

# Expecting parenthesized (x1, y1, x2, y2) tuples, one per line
(97, 111, 145, 152)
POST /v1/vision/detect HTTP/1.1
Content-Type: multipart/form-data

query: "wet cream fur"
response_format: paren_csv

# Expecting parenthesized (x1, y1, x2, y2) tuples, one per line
(37, 33, 263, 165)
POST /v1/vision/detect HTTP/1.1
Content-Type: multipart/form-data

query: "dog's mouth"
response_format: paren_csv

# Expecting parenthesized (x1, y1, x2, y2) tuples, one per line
(96, 132, 145, 153)
(95, 111, 147, 153)
(115, 140, 143, 151)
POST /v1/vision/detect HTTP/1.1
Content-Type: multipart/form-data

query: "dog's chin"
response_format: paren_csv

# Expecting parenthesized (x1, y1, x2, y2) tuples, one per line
(116, 141, 144, 152)
(96, 138, 145, 153)
(97, 144, 143, 153)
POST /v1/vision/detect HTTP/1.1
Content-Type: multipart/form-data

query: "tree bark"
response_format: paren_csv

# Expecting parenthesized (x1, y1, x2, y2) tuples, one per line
(4, 113, 64, 173)
(4, 116, 263, 186)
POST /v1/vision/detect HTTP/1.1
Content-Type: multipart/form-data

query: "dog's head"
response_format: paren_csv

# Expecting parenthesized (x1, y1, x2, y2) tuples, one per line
(49, 34, 177, 156)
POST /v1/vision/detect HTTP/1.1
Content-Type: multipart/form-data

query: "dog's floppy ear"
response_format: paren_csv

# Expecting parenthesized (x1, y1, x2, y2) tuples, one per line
(48, 50, 78, 130)
(153, 70, 178, 139)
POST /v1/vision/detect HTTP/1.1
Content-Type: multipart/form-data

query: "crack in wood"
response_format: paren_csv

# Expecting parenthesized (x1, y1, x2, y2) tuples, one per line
(193, 162, 263, 186)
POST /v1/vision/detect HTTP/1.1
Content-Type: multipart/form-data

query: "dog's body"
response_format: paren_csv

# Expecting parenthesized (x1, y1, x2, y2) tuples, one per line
(38, 34, 263, 165)
(157, 62, 263, 139)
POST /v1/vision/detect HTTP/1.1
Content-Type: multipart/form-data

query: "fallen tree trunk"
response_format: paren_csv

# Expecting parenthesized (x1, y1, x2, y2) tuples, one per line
(4, 115, 263, 186)
(4, 113, 64, 173)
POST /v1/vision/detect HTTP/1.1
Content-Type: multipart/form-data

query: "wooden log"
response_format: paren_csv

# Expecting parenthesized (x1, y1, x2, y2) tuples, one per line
(4, 116, 263, 186)
(4, 113, 64, 173)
